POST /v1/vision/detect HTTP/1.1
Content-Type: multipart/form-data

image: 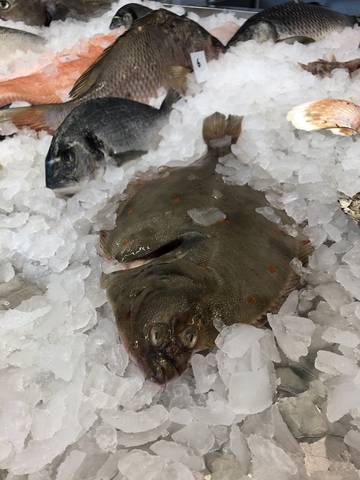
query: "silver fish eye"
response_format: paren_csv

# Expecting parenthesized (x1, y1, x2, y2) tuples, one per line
(149, 324, 167, 347)
(61, 150, 73, 165)
(0, 1, 10, 10)
(178, 325, 198, 350)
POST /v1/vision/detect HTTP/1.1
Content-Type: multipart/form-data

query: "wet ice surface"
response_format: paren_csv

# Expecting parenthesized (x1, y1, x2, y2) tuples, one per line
(1, 1, 360, 479)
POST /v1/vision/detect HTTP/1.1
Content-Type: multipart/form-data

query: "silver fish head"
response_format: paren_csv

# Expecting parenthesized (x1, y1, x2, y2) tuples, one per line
(232, 20, 276, 43)
(45, 135, 106, 193)
(105, 262, 214, 385)
(0, 0, 50, 26)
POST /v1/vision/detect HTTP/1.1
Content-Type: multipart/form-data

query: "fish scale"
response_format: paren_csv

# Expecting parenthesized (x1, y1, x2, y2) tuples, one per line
(101, 112, 312, 385)
(228, 1, 360, 45)
(0, 9, 225, 133)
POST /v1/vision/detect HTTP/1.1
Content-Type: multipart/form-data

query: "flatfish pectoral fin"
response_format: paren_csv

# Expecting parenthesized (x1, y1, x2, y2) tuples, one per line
(122, 231, 209, 265)
(266, 236, 313, 317)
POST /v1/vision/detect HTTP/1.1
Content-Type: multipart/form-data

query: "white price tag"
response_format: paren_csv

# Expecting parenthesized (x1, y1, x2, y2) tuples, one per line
(190, 51, 209, 84)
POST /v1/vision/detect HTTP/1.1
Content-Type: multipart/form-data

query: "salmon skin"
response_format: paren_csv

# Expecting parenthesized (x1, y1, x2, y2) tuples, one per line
(0, 8, 226, 134)
(0, 31, 121, 108)
(100, 112, 312, 385)
(227, 1, 360, 46)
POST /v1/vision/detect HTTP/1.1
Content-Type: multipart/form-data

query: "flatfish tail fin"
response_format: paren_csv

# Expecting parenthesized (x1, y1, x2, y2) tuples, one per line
(202, 112, 243, 154)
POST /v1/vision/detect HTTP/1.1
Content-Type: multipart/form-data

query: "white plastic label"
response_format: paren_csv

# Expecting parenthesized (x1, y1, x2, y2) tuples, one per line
(190, 51, 209, 83)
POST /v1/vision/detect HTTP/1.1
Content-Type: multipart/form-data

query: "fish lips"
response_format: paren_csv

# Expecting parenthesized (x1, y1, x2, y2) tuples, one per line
(45, 159, 87, 194)
(118, 317, 196, 386)
(128, 341, 193, 386)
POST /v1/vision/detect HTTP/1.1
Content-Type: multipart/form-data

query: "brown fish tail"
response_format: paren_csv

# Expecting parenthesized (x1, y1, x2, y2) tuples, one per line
(202, 112, 243, 152)
(0, 102, 77, 134)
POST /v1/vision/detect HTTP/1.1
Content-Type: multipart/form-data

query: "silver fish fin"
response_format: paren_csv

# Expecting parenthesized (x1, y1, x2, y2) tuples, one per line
(111, 150, 148, 166)
(160, 87, 181, 110)
(277, 36, 315, 45)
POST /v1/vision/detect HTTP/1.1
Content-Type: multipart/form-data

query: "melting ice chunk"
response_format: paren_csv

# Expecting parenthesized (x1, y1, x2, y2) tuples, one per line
(255, 206, 281, 224)
(187, 206, 226, 226)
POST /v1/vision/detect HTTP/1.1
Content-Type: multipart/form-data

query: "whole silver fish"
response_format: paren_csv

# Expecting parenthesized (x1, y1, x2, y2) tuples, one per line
(227, 1, 360, 46)
(45, 89, 180, 193)
(100, 112, 312, 385)
(0, 0, 114, 26)
(0, 26, 44, 57)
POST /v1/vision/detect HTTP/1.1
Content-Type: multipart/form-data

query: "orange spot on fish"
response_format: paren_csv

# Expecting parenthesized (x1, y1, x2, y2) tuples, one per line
(173, 198, 180, 204)
(202, 263, 208, 268)
(251, 243, 257, 248)
(273, 236, 279, 241)
(220, 219, 228, 224)
(273, 227, 280, 234)
(157, 302, 162, 307)
(122, 239, 129, 246)
(301, 239, 311, 245)
(128, 209, 135, 215)
(267, 265, 276, 274)
(247, 296, 256, 305)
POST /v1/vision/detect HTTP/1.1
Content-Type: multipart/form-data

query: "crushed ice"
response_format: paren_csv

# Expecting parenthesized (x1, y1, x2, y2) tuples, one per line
(1, 2, 360, 479)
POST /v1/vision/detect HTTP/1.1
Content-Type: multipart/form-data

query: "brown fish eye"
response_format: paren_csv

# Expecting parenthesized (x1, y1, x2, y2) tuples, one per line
(0, 1, 10, 9)
(149, 324, 167, 347)
(179, 325, 198, 350)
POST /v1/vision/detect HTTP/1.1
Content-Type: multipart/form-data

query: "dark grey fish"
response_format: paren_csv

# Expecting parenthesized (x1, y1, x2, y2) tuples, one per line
(45, 89, 180, 194)
(0, 0, 50, 26)
(110, 3, 152, 30)
(227, 1, 360, 46)
(100, 112, 312, 385)
(0, 0, 114, 26)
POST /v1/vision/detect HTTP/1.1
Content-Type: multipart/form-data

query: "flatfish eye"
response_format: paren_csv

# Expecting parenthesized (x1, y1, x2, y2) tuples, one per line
(149, 324, 167, 347)
(178, 325, 198, 350)
(0, 1, 10, 10)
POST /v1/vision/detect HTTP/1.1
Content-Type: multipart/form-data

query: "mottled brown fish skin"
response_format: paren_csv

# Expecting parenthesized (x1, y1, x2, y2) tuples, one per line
(0, 9, 226, 133)
(101, 112, 311, 385)
(68, 8, 226, 105)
